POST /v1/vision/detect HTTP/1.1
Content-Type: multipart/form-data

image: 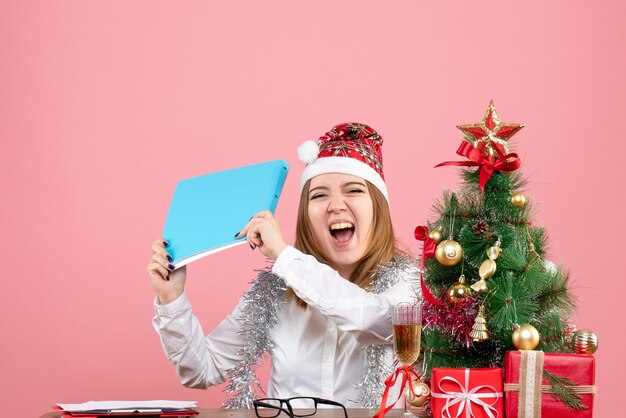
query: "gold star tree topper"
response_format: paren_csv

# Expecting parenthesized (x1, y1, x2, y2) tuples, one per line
(457, 101, 525, 159)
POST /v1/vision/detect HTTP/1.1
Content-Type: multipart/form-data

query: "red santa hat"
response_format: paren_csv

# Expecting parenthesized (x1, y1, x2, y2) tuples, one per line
(297, 122, 388, 201)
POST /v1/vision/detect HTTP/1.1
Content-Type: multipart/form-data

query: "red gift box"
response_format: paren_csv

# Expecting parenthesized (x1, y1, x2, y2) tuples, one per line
(504, 350, 596, 417)
(431, 367, 504, 418)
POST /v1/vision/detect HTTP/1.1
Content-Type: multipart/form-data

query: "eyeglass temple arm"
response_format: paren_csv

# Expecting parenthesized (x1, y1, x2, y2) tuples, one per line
(313, 398, 348, 418)
(312, 398, 344, 407)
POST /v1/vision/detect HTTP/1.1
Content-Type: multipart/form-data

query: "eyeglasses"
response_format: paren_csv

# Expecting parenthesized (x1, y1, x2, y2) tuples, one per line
(253, 397, 348, 418)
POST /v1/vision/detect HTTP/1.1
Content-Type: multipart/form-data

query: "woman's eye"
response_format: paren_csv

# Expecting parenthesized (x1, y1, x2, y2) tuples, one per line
(348, 189, 364, 194)
(310, 193, 325, 200)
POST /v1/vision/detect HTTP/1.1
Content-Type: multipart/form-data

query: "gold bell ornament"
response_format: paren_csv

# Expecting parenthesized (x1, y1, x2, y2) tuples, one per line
(435, 239, 463, 266)
(470, 305, 489, 342)
(448, 274, 471, 303)
(512, 324, 540, 350)
(572, 329, 598, 355)
(409, 380, 431, 407)
(510, 192, 526, 207)
(471, 242, 502, 292)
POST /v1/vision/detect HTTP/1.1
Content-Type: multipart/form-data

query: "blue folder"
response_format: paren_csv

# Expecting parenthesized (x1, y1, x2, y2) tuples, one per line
(163, 160, 290, 268)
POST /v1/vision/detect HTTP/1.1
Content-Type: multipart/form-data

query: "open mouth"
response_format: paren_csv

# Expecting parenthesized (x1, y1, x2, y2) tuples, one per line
(330, 221, 355, 243)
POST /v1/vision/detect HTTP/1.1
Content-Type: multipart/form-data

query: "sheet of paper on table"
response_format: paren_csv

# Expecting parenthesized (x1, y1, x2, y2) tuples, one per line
(56, 400, 197, 412)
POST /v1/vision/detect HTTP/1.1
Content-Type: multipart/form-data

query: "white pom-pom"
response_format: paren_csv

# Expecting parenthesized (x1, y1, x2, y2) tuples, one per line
(297, 140, 320, 164)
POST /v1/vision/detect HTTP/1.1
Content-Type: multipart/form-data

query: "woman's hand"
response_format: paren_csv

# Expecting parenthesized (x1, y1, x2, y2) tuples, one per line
(236, 210, 288, 260)
(147, 238, 187, 305)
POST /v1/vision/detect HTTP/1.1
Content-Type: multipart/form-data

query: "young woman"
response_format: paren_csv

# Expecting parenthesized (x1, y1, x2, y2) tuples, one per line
(148, 123, 421, 409)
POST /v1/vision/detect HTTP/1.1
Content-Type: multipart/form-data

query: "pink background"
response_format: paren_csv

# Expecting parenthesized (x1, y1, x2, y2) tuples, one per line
(1, 1, 623, 416)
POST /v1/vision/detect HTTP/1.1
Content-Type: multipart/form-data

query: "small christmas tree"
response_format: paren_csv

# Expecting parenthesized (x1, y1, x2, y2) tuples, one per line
(416, 101, 577, 378)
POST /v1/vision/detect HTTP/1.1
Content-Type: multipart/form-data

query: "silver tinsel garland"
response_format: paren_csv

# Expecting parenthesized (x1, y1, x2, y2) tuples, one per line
(223, 255, 419, 409)
(354, 254, 421, 409)
(223, 267, 287, 408)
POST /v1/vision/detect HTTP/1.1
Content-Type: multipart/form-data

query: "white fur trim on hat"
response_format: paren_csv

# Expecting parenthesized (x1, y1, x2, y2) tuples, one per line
(297, 140, 320, 164)
(300, 156, 389, 201)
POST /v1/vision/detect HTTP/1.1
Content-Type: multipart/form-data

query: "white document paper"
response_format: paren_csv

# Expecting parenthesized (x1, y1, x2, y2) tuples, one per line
(57, 400, 197, 412)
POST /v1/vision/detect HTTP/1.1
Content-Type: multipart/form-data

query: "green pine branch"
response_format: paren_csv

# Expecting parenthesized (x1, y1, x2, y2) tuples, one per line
(461, 167, 527, 191)
(430, 184, 531, 231)
(488, 272, 537, 336)
(536, 267, 576, 314)
(420, 328, 508, 378)
(535, 310, 572, 352)
(543, 369, 588, 411)
(496, 237, 529, 272)
(527, 226, 548, 259)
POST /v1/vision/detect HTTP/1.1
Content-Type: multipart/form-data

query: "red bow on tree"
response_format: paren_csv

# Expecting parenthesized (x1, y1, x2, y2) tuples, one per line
(414, 226, 443, 306)
(435, 142, 521, 191)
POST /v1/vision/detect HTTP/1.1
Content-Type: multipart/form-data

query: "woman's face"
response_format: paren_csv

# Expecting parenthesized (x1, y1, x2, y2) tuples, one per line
(307, 173, 374, 277)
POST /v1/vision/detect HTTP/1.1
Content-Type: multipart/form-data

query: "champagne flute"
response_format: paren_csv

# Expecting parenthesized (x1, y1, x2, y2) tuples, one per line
(392, 303, 422, 418)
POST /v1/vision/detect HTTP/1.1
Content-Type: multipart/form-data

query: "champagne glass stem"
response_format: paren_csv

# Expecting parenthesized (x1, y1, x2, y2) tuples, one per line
(404, 385, 411, 416)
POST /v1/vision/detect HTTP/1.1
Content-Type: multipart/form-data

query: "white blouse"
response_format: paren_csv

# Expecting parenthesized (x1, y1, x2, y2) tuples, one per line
(153, 246, 420, 408)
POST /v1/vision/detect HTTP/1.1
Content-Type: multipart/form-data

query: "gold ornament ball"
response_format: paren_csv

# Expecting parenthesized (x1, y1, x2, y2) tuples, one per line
(435, 240, 463, 266)
(448, 281, 471, 303)
(428, 229, 444, 245)
(510, 192, 526, 207)
(572, 329, 598, 355)
(409, 381, 431, 407)
(512, 324, 540, 350)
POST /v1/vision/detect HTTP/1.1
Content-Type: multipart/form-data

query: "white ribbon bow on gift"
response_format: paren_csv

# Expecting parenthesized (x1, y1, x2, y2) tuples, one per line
(431, 368, 503, 418)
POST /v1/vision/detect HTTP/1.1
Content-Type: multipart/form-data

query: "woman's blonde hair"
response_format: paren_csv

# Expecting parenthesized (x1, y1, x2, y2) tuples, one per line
(287, 179, 400, 307)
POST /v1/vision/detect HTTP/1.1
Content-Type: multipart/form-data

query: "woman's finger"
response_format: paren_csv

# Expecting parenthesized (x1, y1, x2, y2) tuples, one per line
(235, 217, 255, 239)
(148, 261, 170, 281)
(154, 263, 170, 281)
(241, 211, 273, 233)
(153, 252, 175, 271)
(253, 210, 273, 219)
(237, 217, 263, 241)
(152, 239, 172, 260)
(153, 238, 170, 249)
(244, 224, 259, 248)
(247, 225, 262, 248)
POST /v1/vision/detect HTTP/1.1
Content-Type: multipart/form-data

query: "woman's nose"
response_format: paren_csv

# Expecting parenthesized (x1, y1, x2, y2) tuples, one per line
(328, 195, 347, 212)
